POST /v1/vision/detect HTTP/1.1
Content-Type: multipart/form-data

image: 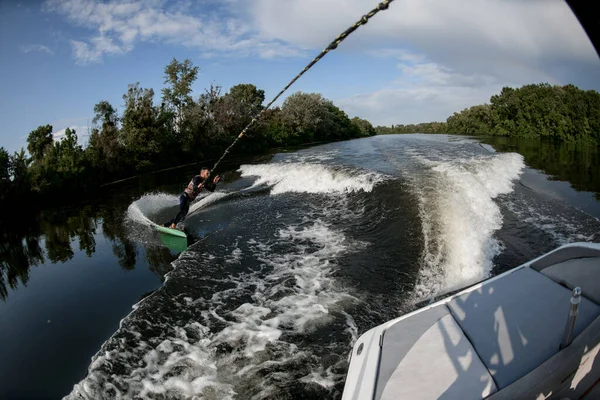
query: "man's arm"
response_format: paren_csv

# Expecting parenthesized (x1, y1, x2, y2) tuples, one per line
(203, 175, 220, 192)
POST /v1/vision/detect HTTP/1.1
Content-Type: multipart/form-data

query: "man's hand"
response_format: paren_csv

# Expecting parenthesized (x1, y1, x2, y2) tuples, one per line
(213, 175, 221, 184)
(197, 183, 204, 189)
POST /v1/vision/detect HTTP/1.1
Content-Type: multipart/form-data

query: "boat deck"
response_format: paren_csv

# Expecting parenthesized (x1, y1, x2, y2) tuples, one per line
(344, 243, 600, 400)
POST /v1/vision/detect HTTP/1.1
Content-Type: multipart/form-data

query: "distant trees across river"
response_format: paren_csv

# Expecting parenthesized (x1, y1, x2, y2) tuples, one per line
(376, 83, 600, 146)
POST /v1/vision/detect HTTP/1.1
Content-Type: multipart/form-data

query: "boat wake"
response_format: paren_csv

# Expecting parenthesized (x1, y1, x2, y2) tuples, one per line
(124, 162, 381, 239)
(239, 162, 383, 195)
(126, 191, 233, 228)
(126, 192, 178, 228)
(67, 161, 383, 399)
(407, 149, 525, 299)
(66, 136, 599, 399)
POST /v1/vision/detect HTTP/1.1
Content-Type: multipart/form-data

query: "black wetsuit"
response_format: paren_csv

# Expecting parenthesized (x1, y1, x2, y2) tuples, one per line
(165, 175, 216, 227)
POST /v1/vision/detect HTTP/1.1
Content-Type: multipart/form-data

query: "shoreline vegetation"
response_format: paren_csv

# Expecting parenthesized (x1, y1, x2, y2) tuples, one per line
(0, 58, 375, 216)
(375, 83, 600, 146)
(1, 58, 599, 217)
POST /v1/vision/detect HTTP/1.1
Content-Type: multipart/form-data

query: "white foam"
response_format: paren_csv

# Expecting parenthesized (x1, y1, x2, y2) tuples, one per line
(66, 218, 359, 399)
(299, 366, 339, 389)
(269, 223, 357, 329)
(188, 191, 229, 215)
(342, 311, 359, 347)
(504, 193, 600, 245)
(281, 150, 338, 164)
(239, 163, 382, 195)
(214, 303, 283, 357)
(126, 191, 231, 229)
(67, 322, 236, 400)
(212, 221, 357, 361)
(413, 152, 525, 297)
(127, 192, 178, 227)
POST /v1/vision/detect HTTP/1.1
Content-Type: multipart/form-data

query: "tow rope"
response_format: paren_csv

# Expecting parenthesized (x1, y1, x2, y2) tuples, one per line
(209, 0, 395, 174)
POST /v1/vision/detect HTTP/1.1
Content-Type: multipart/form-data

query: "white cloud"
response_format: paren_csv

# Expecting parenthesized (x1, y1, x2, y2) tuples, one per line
(339, 82, 505, 126)
(45, 0, 599, 76)
(71, 36, 126, 65)
(20, 44, 54, 55)
(44, 0, 301, 64)
(251, 0, 597, 64)
(43, 0, 600, 124)
(338, 52, 509, 125)
(52, 126, 90, 146)
(246, 0, 600, 125)
(52, 125, 89, 138)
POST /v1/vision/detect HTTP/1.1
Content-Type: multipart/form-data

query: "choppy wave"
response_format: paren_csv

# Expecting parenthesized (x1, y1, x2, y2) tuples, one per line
(239, 163, 382, 195)
(503, 189, 600, 245)
(410, 152, 525, 297)
(94, 147, 528, 398)
(66, 135, 598, 400)
(127, 193, 179, 227)
(68, 158, 383, 399)
(188, 192, 230, 216)
(127, 191, 232, 228)
(66, 211, 360, 399)
(279, 150, 339, 164)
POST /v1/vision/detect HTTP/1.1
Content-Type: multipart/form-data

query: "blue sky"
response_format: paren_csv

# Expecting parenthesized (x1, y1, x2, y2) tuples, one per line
(1, 0, 599, 153)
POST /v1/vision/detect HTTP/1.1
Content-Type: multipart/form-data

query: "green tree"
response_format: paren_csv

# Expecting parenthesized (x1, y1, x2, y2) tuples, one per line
(54, 127, 85, 177)
(279, 91, 367, 143)
(263, 107, 293, 146)
(0, 147, 9, 182)
(2, 57, 388, 214)
(93, 100, 119, 129)
(28, 127, 86, 192)
(319, 102, 357, 140)
(375, 121, 447, 134)
(351, 117, 376, 137)
(88, 100, 122, 175)
(121, 83, 163, 170)
(380, 83, 599, 145)
(162, 58, 199, 133)
(280, 92, 328, 142)
(27, 125, 53, 162)
(446, 104, 494, 135)
(9, 149, 31, 196)
(452, 84, 600, 142)
(215, 83, 265, 141)
(0, 148, 10, 202)
(179, 83, 222, 155)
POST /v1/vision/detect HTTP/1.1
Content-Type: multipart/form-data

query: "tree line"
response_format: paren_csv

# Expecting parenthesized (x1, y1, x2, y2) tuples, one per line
(0, 58, 375, 214)
(375, 83, 600, 145)
(375, 121, 446, 134)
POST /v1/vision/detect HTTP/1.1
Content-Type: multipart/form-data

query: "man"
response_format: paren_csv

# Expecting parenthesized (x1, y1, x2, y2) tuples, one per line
(164, 167, 221, 229)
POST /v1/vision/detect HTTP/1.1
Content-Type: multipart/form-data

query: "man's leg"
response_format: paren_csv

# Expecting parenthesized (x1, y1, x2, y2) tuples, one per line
(170, 194, 190, 228)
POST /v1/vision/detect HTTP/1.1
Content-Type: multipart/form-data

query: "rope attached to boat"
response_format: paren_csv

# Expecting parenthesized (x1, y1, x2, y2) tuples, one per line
(209, 0, 395, 173)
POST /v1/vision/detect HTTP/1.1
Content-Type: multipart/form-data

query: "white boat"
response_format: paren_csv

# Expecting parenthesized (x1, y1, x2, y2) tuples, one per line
(342, 242, 600, 400)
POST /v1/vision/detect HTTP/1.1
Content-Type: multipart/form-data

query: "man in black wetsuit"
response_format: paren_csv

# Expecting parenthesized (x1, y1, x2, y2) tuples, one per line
(164, 167, 221, 229)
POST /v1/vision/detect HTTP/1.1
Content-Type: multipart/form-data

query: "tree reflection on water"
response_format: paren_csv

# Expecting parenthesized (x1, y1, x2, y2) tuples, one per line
(0, 201, 177, 301)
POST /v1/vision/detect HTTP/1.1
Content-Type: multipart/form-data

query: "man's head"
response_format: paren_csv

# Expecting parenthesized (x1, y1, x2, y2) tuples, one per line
(200, 167, 211, 179)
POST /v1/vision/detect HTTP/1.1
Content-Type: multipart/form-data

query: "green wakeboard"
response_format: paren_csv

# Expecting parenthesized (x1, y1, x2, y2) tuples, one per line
(155, 225, 187, 238)
(155, 225, 188, 252)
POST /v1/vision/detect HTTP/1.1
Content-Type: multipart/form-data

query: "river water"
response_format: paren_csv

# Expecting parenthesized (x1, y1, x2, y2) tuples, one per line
(1, 134, 599, 399)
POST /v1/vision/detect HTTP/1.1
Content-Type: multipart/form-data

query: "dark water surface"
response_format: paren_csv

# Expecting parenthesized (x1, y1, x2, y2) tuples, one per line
(1, 135, 599, 399)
